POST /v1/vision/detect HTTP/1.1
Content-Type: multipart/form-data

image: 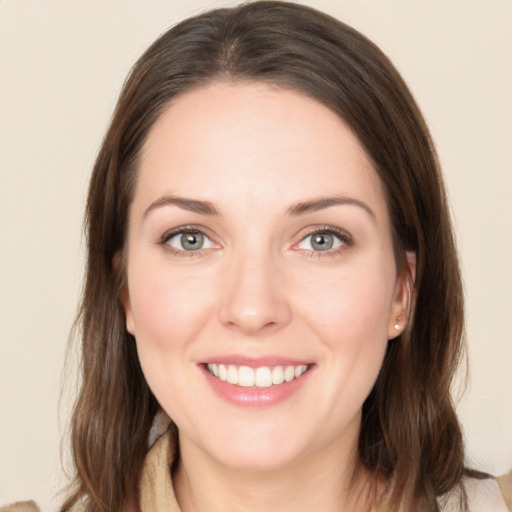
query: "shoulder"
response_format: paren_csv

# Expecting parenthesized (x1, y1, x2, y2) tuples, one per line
(497, 472, 512, 511)
(465, 476, 510, 512)
(0, 502, 40, 512)
(441, 476, 511, 512)
(0, 499, 87, 512)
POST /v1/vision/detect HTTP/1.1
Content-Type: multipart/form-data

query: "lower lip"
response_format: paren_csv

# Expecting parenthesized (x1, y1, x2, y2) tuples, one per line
(200, 365, 312, 408)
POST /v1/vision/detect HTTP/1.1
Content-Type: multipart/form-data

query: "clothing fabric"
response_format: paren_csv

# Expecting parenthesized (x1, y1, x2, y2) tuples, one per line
(0, 502, 39, 512)
(498, 471, 512, 510)
(139, 428, 180, 512)
(139, 428, 510, 512)
(2, 428, 510, 511)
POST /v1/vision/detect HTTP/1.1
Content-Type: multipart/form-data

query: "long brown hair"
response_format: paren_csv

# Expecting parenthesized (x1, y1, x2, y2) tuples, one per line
(62, 2, 468, 510)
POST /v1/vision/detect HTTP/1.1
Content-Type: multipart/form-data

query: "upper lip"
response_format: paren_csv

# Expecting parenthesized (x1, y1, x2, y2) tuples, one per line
(199, 355, 313, 367)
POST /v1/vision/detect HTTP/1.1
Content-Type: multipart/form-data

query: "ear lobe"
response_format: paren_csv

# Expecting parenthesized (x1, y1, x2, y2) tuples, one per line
(113, 251, 135, 335)
(388, 251, 416, 340)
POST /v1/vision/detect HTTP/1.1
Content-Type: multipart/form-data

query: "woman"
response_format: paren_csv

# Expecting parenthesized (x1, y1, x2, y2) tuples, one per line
(7, 2, 508, 511)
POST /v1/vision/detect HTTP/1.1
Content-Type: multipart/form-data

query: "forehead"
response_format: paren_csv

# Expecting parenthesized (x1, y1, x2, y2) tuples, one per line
(135, 81, 388, 221)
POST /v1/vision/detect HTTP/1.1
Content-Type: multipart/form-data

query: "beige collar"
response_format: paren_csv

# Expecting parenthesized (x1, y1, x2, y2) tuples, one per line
(137, 427, 511, 512)
(139, 430, 181, 512)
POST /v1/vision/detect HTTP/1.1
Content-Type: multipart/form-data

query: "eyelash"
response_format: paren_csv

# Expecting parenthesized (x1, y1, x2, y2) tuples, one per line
(159, 225, 215, 258)
(158, 225, 353, 258)
(295, 226, 353, 258)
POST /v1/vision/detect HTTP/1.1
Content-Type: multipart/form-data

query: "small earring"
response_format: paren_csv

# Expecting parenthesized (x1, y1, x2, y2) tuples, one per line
(394, 317, 401, 330)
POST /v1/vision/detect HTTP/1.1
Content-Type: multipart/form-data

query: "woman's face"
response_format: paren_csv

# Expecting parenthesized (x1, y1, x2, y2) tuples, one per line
(123, 82, 410, 471)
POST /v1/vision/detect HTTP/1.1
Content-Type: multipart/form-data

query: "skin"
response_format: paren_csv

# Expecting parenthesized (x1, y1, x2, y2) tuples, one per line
(122, 82, 413, 512)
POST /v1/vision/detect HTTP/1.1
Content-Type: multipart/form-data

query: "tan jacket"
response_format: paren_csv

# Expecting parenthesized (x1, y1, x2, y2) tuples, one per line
(2, 431, 510, 511)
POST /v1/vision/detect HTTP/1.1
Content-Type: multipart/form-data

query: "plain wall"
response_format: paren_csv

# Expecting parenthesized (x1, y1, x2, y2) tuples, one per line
(1, 0, 511, 509)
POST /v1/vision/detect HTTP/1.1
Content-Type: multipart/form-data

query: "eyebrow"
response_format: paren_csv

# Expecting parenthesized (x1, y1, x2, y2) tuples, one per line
(142, 194, 375, 221)
(286, 196, 376, 220)
(142, 195, 220, 219)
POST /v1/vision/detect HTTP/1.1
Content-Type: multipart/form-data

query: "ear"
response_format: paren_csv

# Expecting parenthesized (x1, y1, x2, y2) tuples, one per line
(113, 251, 135, 335)
(387, 251, 416, 340)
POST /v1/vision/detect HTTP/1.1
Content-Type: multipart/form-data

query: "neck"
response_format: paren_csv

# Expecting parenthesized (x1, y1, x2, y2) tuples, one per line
(173, 434, 374, 512)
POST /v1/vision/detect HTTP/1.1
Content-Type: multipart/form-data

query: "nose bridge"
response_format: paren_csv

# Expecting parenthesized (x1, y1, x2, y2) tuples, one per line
(219, 241, 291, 335)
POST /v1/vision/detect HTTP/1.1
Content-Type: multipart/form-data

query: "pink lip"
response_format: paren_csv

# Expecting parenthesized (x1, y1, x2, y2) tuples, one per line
(199, 362, 314, 408)
(200, 354, 312, 368)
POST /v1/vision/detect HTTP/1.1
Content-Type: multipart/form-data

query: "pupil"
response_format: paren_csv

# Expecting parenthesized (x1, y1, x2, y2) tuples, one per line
(312, 233, 333, 251)
(182, 232, 203, 250)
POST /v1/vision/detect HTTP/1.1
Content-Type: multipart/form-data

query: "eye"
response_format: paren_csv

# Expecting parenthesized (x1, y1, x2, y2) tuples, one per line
(165, 230, 214, 252)
(297, 229, 348, 252)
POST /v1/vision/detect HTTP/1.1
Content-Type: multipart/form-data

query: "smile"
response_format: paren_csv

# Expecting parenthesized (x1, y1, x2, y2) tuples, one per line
(206, 363, 309, 388)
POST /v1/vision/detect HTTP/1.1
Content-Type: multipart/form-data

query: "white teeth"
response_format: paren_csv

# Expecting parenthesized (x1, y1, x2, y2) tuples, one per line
(218, 364, 227, 381)
(206, 363, 309, 387)
(226, 365, 238, 384)
(238, 366, 255, 387)
(284, 366, 295, 382)
(295, 365, 308, 377)
(272, 366, 285, 385)
(255, 367, 272, 388)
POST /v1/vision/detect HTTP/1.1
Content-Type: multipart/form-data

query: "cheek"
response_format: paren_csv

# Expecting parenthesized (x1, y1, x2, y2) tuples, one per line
(127, 259, 214, 352)
(126, 260, 216, 414)
(298, 263, 395, 342)
(283, 262, 395, 436)
(295, 261, 394, 395)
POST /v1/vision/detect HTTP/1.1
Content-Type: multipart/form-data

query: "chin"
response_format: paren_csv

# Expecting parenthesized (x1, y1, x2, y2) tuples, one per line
(213, 442, 305, 472)
(181, 418, 313, 472)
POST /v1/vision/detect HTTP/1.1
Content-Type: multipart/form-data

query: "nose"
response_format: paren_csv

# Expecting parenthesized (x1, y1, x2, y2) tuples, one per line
(218, 251, 292, 336)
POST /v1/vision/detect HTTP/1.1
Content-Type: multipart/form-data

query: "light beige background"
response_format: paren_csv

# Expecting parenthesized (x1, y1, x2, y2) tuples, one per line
(1, 0, 511, 509)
